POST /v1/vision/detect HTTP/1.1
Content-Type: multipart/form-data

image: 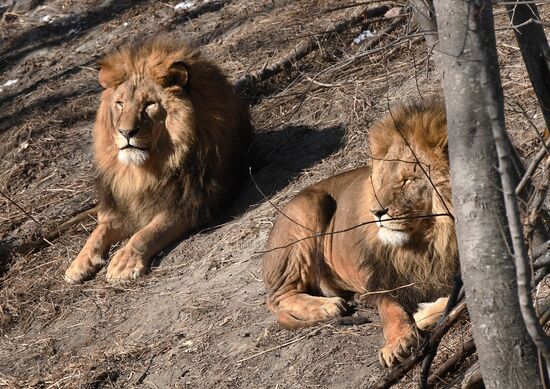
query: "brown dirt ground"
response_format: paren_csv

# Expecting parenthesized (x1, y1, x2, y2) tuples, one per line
(0, 1, 548, 388)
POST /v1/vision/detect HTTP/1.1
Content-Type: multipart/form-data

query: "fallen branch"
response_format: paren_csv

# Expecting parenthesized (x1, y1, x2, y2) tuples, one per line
(371, 302, 467, 389)
(460, 362, 482, 389)
(233, 4, 391, 92)
(236, 327, 321, 364)
(534, 250, 550, 270)
(525, 159, 550, 245)
(427, 337, 476, 387)
(5, 205, 98, 257)
(516, 138, 550, 195)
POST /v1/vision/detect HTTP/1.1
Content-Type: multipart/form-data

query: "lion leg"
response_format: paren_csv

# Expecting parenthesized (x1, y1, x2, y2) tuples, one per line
(274, 294, 347, 329)
(413, 297, 448, 330)
(65, 214, 127, 283)
(106, 213, 188, 281)
(263, 190, 347, 329)
(378, 297, 421, 368)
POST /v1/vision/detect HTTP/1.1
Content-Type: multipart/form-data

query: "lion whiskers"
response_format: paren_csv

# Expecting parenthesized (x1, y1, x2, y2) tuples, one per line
(377, 227, 409, 246)
(118, 148, 149, 165)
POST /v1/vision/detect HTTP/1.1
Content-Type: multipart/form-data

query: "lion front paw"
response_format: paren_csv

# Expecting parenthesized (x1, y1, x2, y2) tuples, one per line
(64, 253, 107, 284)
(378, 325, 421, 368)
(106, 245, 148, 281)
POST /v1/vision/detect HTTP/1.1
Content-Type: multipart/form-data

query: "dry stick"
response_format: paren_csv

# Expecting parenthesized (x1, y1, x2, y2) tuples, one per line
(419, 276, 463, 388)
(10, 205, 98, 255)
(526, 158, 550, 252)
(427, 337, 476, 387)
(0, 189, 39, 224)
(479, 6, 550, 369)
(236, 327, 321, 364)
(516, 138, 550, 195)
(370, 302, 467, 389)
(534, 240, 550, 261)
(514, 102, 550, 157)
(460, 361, 482, 389)
(233, 4, 391, 92)
(313, 0, 396, 16)
(256, 212, 451, 254)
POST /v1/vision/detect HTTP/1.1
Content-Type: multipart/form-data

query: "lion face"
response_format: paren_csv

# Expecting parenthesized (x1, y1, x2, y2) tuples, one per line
(107, 77, 167, 166)
(369, 144, 435, 246)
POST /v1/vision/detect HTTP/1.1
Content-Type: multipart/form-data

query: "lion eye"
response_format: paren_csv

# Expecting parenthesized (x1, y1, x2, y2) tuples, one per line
(116, 101, 123, 108)
(403, 178, 412, 186)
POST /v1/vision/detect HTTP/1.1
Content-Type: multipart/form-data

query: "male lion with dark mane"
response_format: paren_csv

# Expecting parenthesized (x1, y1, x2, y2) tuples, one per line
(262, 101, 458, 367)
(65, 38, 252, 283)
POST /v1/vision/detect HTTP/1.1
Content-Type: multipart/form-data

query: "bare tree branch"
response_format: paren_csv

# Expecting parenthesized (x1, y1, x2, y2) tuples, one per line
(516, 138, 550, 195)
(479, 0, 550, 374)
(504, 1, 550, 131)
(370, 302, 467, 389)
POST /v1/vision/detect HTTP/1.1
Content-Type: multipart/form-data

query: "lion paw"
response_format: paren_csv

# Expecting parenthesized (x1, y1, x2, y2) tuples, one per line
(378, 325, 421, 368)
(276, 295, 348, 328)
(64, 254, 107, 284)
(106, 246, 147, 281)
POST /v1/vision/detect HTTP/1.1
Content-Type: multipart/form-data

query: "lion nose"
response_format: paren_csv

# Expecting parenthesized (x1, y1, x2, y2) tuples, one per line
(118, 128, 139, 140)
(371, 208, 389, 218)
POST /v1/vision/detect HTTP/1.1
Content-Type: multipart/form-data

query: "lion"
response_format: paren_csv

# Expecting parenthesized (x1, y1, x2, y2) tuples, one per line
(262, 101, 458, 367)
(64, 38, 252, 283)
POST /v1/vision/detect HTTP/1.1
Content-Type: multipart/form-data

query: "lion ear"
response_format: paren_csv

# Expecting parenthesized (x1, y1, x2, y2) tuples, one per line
(98, 64, 123, 89)
(162, 61, 189, 88)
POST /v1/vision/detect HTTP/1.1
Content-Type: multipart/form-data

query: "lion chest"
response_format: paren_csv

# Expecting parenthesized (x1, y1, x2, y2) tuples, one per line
(105, 169, 176, 227)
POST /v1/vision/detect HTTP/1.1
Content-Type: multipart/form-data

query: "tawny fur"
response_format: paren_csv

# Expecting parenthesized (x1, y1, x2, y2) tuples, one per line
(65, 38, 252, 283)
(413, 297, 449, 330)
(262, 101, 458, 367)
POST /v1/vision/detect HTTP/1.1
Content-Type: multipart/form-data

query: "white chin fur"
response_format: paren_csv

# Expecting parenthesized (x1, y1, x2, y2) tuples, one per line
(118, 148, 148, 165)
(377, 228, 409, 246)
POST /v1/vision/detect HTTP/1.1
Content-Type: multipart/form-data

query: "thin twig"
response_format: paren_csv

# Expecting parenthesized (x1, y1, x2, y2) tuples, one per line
(419, 276, 463, 388)
(461, 362, 482, 389)
(0, 189, 39, 224)
(516, 138, 550, 195)
(233, 5, 393, 92)
(370, 302, 467, 389)
(8, 205, 98, 256)
(248, 167, 313, 233)
(427, 337, 476, 387)
(255, 212, 452, 254)
(237, 327, 321, 364)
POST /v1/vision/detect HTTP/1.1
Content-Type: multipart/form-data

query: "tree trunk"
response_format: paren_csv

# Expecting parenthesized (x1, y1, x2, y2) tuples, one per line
(409, 0, 438, 57)
(505, 1, 550, 131)
(505, 1, 550, 244)
(432, 0, 542, 387)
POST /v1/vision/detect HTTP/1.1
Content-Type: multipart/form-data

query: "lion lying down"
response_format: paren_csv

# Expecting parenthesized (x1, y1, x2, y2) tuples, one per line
(65, 38, 252, 283)
(262, 101, 458, 367)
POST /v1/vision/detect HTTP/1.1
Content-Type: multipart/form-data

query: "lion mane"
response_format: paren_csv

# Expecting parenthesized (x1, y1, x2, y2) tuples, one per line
(65, 38, 252, 283)
(262, 100, 458, 367)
